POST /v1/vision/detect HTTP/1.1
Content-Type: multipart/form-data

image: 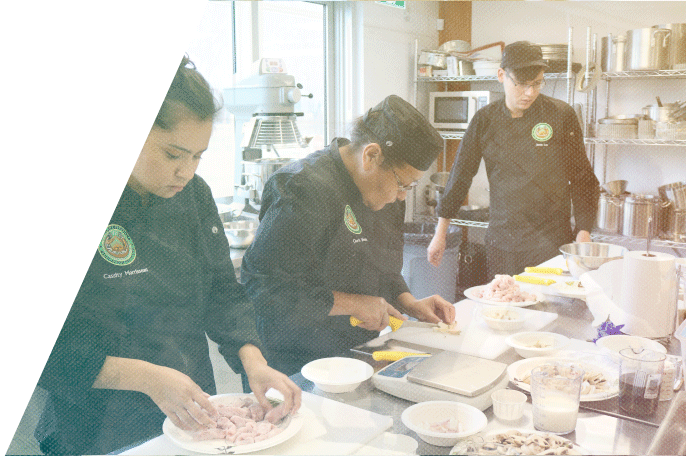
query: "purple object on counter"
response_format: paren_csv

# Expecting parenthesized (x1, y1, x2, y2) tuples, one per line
(593, 315, 626, 343)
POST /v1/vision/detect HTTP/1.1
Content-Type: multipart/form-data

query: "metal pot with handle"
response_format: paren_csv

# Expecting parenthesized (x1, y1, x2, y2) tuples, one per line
(625, 27, 671, 70)
(597, 191, 625, 234)
(622, 194, 668, 238)
(654, 23, 686, 69)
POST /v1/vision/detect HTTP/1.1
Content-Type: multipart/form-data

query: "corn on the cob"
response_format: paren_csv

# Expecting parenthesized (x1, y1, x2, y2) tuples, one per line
(513, 275, 556, 286)
(524, 267, 564, 275)
(372, 351, 430, 361)
(349, 315, 404, 331)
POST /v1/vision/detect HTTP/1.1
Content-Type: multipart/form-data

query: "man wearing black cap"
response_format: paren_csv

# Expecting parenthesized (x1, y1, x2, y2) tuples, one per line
(241, 94, 456, 375)
(428, 41, 599, 278)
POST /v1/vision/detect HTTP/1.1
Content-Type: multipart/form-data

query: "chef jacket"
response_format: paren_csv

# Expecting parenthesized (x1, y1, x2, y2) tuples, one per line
(241, 138, 410, 376)
(35, 175, 261, 455)
(436, 94, 599, 251)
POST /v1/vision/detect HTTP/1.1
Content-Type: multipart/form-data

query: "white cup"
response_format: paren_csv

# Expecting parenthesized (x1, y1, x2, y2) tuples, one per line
(491, 389, 527, 421)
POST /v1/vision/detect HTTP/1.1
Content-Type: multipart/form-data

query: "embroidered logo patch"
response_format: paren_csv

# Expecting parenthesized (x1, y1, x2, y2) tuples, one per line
(98, 224, 136, 266)
(344, 205, 362, 234)
(532, 122, 553, 142)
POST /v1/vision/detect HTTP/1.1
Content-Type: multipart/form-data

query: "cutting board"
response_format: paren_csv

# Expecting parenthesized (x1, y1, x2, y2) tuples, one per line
(251, 392, 393, 455)
(389, 299, 558, 359)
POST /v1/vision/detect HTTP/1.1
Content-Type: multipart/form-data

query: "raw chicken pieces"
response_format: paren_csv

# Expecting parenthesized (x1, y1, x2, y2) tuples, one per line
(191, 396, 285, 444)
(474, 275, 536, 303)
(425, 417, 463, 433)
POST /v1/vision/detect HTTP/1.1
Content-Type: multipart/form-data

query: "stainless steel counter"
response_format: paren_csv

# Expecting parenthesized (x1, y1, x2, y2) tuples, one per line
(291, 293, 682, 455)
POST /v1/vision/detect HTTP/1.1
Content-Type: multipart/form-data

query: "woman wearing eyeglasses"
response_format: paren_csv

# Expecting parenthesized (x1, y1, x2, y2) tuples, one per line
(428, 41, 599, 278)
(240, 95, 456, 376)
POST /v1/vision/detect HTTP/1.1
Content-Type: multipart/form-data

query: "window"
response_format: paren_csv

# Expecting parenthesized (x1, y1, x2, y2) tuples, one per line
(184, 1, 329, 199)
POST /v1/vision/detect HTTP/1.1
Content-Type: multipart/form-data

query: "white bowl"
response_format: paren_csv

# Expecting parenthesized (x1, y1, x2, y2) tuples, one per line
(301, 357, 373, 393)
(480, 306, 524, 331)
(595, 335, 667, 364)
(491, 389, 527, 421)
(505, 331, 570, 358)
(401, 401, 487, 447)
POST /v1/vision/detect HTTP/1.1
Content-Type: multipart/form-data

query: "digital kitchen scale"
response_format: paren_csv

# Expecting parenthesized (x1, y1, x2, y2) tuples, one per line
(372, 351, 509, 411)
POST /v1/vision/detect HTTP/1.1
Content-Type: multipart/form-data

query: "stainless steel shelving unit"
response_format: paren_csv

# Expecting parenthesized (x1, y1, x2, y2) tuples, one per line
(584, 59, 686, 251)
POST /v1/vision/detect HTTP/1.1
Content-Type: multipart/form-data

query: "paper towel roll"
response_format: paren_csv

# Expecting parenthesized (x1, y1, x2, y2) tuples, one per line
(620, 250, 677, 338)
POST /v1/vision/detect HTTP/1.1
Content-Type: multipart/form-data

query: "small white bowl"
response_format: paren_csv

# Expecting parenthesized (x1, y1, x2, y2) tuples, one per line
(505, 331, 570, 358)
(595, 335, 667, 364)
(491, 389, 527, 421)
(480, 306, 524, 331)
(301, 357, 373, 393)
(401, 401, 487, 447)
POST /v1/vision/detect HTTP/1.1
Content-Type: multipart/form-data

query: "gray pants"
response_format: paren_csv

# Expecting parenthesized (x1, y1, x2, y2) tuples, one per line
(486, 244, 560, 278)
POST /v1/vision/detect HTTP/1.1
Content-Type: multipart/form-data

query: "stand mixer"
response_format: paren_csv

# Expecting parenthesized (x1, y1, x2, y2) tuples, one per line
(224, 58, 312, 217)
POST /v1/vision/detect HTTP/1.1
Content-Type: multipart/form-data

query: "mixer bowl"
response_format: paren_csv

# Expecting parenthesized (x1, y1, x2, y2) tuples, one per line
(559, 242, 628, 279)
(602, 180, 628, 196)
(224, 219, 259, 249)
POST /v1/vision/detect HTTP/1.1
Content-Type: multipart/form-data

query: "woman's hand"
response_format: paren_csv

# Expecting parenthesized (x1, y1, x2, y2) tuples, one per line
(239, 345, 302, 415)
(330, 291, 406, 332)
(93, 357, 217, 432)
(398, 292, 456, 325)
(141, 365, 218, 431)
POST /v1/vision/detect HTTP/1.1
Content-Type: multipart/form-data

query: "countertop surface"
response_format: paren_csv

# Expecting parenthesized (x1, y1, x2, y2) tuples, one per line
(120, 255, 682, 455)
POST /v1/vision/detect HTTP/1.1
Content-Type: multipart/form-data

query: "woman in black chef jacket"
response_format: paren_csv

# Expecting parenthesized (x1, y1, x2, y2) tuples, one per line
(34, 55, 301, 455)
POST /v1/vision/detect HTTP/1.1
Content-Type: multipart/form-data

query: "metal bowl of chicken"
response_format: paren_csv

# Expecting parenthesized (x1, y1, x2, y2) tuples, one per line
(223, 220, 259, 249)
(558, 242, 627, 279)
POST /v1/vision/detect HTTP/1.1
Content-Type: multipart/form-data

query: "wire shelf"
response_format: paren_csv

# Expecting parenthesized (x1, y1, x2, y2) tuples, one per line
(413, 215, 489, 229)
(591, 233, 686, 251)
(601, 69, 686, 80)
(584, 138, 686, 146)
(416, 73, 572, 83)
(438, 131, 465, 140)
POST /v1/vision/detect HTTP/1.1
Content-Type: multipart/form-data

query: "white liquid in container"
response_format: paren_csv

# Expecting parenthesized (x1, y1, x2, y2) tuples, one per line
(533, 395, 579, 434)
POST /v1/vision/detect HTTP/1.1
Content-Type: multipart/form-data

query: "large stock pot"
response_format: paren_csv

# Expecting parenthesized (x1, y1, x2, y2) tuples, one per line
(625, 27, 672, 70)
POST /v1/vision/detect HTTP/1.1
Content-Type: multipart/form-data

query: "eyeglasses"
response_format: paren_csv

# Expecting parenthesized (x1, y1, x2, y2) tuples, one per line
(392, 168, 418, 192)
(505, 72, 546, 91)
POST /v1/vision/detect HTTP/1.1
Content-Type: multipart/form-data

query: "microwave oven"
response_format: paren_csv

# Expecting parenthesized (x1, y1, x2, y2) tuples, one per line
(428, 91, 503, 131)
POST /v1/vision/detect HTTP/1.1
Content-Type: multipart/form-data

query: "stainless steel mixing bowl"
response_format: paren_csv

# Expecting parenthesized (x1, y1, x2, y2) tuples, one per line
(558, 242, 628, 278)
(223, 220, 259, 249)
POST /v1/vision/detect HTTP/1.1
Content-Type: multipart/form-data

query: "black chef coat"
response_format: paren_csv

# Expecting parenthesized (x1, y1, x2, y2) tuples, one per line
(437, 94, 599, 252)
(241, 138, 410, 376)
(35, 175, 261, 455)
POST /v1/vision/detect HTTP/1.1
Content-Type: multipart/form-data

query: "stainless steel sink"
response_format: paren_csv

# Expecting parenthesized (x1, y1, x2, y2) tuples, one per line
(647, 390, 686, 455)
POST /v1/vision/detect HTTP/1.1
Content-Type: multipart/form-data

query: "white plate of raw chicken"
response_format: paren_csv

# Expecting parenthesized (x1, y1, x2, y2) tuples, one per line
(162, 393, 305, 454)
(464, 275, 543, 307)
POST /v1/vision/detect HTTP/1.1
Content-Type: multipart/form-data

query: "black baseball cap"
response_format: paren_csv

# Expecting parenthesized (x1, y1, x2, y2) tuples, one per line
(362, 95, 443, 172)
(500, 41, 549, 70)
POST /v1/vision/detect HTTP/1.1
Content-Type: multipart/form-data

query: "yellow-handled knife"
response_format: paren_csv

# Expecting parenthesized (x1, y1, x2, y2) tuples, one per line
(372, 351, 430, 362)
(350, 316, 436, 332)
(513, 275, 556, 286)
(524, 267, 565, 275)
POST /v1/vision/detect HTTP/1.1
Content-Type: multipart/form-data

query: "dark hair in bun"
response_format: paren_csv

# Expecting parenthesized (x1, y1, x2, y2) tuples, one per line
(154, 54, 221, 130)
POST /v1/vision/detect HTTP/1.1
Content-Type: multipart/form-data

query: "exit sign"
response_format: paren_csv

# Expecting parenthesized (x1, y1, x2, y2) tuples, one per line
(376, 1, 406, 9)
